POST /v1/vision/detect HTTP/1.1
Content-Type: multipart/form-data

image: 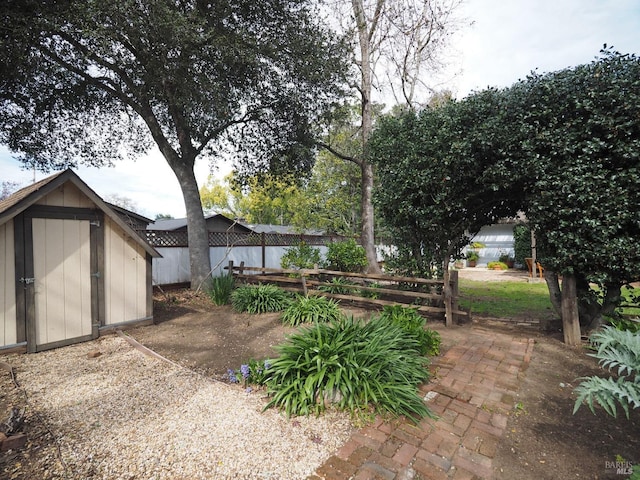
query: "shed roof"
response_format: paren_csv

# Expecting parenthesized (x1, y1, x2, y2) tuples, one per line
(0, 169, 160, 257)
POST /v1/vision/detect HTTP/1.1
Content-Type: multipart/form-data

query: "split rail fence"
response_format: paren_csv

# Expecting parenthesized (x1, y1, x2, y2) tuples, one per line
(226, 262, 468, 326)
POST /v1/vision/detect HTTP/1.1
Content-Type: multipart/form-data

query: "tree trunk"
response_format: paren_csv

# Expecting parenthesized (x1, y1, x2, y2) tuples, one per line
(543, 269, 562, 317)
(170, 159, 212, 290)
(361, 162, 380, 273)
(442, 254, 452, 327)
(353, 0, 382, 274)
(561, 273, 582, 346)
(575, 275, 622, 332)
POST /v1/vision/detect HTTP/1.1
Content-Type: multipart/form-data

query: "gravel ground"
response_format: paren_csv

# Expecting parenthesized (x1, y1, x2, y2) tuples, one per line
(3, 334, 354, 479)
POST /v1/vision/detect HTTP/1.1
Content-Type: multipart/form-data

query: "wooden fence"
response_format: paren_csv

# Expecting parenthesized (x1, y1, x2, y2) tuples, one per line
(226, 262, 468, 326)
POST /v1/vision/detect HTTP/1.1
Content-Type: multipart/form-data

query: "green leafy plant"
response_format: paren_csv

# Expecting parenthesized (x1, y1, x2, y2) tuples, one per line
(264, 316, 434, 422)
(208, 273, 235, 305)
(280, 241, 322, 270)
(281, 295, 344, 326)
(231, 284, 291, 314)
(376, 305, 441, 356)
(323, 239, 367, 272)
(610, 317, 640, 334)
(573, 326, 640, 418)
(318, 277, 357, 295)
(359, 282, 381, 299)
(466, 250, 480, 262)
(487, 261, 509, 270)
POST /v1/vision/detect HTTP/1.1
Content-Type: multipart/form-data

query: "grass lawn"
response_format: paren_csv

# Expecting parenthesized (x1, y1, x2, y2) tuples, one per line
(458, 278, 555, 320)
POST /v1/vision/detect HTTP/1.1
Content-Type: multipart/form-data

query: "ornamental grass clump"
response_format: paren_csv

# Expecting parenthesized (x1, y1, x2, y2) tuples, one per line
(208, 273, 235, 305)
(281, 295, 344, 326)
(376, 305, 441, 356)
(264, 316, 434, 423)
(231, 284, 291, 314)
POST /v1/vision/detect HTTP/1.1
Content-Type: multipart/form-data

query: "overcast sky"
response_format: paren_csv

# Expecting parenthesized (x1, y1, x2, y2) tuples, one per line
(1, 0, 639, 219)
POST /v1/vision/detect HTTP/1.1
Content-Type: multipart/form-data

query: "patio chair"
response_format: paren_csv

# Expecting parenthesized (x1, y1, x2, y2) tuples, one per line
(525, 258, 544, 279)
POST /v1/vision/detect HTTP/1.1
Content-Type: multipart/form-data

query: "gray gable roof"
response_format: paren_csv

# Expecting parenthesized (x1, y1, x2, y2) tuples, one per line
(0, 169, 160, 257)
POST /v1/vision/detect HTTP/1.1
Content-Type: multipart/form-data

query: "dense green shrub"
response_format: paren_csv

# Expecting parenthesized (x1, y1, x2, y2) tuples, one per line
(264, 316, 434, 422)
(231, 284, 291, 313)
(323, 239, 367, 272)
(280, 241, 322, 270)
(376, 305, 441, 356)
(281, 295, 344, 326)
(573, 326, 640, 418)
(208, 273, 235, 305)
(513, 224, 531, 268)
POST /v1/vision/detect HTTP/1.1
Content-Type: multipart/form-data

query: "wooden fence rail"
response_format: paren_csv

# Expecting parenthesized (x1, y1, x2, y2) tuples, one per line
(225, 262, 468, 326)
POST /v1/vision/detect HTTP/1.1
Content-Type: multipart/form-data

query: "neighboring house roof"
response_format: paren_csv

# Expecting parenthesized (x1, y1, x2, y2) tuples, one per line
(0, 169, 160, 257)
(243, 223, 325, 235)
(148, 213, 253, 233)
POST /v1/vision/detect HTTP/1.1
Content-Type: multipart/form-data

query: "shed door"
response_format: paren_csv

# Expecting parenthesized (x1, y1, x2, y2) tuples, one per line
(31, 218, 94, 349)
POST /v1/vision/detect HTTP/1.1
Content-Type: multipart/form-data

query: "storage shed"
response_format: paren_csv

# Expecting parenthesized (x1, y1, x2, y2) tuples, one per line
(0, 169, 160, 353)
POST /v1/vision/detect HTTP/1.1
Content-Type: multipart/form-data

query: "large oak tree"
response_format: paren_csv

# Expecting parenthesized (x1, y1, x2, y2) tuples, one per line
(0, 0, 349, 289)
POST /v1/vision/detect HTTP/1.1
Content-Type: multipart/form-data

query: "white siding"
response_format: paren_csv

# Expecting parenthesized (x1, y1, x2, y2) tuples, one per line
(469, 224, 516, 265)
(152, 245, 330, 285)
(0, 220, 17, 347)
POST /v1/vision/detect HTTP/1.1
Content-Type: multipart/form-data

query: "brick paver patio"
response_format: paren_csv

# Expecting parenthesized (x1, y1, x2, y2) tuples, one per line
(308, 327, 535, 480)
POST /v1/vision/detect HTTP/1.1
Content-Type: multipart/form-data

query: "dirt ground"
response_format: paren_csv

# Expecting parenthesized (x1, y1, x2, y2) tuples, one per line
(2, 272, 640, 479)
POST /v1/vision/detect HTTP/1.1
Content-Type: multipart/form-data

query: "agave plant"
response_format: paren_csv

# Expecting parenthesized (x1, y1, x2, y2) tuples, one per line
(573, 326, 640, 418)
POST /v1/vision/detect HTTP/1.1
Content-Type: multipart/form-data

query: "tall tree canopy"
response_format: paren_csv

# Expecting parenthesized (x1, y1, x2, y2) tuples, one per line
(370, 50, 640, 343)
(0, 0, 350, 288)
(321, 0, 463, 272)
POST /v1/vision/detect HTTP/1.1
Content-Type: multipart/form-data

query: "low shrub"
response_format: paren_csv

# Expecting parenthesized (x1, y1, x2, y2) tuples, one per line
(231, 284, 291, 314)
(573, 326, 640, 418)
(264, 316, 434, 422)
(208, 273, 235, 305)
(487, 261, 509, 270)
(323, 239, 367, 272)
(376, 305, 441, 356)
(281, 295, 344, 326)
(280, 241, 322, 270)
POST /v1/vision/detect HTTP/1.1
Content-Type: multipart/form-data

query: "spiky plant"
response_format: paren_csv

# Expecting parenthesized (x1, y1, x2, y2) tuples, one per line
(208, 273, 235, 305)
(318, 277, 356, 295)
(264, 316, 434, 422)
(573, 326, 640, 418)
(376, 305, 441, 356)
(231, 284, 291, 314)
(281, 295, 344, 326)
